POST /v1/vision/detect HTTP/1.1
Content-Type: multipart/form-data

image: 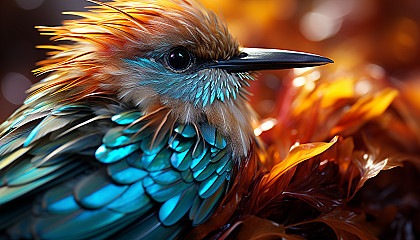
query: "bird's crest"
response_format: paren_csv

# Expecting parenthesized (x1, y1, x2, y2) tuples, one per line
(35, 0, 239, 75)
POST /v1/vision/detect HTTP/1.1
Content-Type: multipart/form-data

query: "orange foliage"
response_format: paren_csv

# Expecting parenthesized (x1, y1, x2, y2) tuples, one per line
(187, 62, 420, 239)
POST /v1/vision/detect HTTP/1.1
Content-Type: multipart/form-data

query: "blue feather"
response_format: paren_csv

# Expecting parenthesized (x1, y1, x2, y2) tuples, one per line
(107, 159, 148, 184)
(75, 170, 129, 209)
(1, 105, 234, 239)
(170, 150, 191, 171)
(111, 111, 143, 125)
(107, 181, 152, 214)
(141, 147, 172, 171)
(198, 171, 227, 198)
(42, 184, 79, 215)
(192, 181, 225, 226)
(190, 149, 211, 171)
(145, 179, 192, 203)
(95, 143, 140, 164)
(159, 185, 197, 226)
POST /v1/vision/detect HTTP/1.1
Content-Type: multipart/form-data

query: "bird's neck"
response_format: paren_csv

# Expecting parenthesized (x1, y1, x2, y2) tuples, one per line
(25, 68, 257, 157)
(132, 97, 258, 158)
(203, 100, 257, 157)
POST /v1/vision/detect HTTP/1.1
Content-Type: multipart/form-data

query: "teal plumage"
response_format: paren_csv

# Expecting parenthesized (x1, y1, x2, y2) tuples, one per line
(1, 100, 233, 239)
(0, 0, 332, 239)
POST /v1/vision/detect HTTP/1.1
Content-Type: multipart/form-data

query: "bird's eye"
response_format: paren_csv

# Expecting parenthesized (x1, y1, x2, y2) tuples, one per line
(166, 47, 193, 72)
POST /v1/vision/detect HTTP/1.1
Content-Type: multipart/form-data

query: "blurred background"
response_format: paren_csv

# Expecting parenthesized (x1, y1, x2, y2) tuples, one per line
(0, 0, 92, 122)
(1, 0, 420, 122)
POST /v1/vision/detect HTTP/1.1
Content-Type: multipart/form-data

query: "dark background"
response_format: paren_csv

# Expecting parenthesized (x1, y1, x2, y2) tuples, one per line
(0, 0, 91, 122)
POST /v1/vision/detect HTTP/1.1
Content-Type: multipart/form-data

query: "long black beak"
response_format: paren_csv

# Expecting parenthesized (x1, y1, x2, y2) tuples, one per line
(210, 48, 333, 72)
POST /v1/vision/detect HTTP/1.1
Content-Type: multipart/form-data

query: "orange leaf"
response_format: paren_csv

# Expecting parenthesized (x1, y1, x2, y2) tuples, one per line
(262, 136, 338, 187)
(320, 78, 355, 109)
(331, 88, 398, 135)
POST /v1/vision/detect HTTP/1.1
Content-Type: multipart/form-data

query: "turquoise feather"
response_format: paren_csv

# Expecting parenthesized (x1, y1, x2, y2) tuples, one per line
(174, 124, 196, 138)
(191, 150, 212, 171)
(2, 102, 235, 238)
(107, 160, 148, 184)
(1, 101, 235, 240)
(169, 134, 195, 152)
(42, 185, 80, 214)
(107, 181, 152, 214)
(95, 143, 140, 164)
(111, 111, 143, 125)
(159, 185, 198, 226)
(170, 150, 191, 171)
(145, 179, 193, 203)
(75, 170, 129, 209)
(192, 181, 226, 225)
(141, 147, 173, 171)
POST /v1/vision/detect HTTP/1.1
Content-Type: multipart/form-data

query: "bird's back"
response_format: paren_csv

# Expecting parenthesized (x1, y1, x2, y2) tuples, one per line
(0, 98, 234, 239)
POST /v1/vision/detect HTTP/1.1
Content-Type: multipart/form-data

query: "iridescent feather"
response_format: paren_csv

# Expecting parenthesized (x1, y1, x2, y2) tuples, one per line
(0, 0, 258, 239)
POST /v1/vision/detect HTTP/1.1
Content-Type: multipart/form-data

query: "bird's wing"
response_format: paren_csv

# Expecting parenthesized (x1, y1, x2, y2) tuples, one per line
(0, 103, 104, 204)
(0, 105, 233, 239)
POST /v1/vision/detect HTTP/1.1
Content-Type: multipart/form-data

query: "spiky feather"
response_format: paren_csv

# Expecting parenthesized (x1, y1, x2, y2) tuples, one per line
(0, 1, 259, 239)
(19, 0, 257, 157)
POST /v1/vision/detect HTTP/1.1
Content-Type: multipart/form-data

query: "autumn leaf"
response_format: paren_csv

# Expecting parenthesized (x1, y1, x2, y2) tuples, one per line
(331, 88, 398, 136)
(261, 136, 338, 187)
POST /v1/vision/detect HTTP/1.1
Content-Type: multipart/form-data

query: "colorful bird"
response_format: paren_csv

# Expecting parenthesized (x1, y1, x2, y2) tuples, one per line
(0, 0, 332, 239)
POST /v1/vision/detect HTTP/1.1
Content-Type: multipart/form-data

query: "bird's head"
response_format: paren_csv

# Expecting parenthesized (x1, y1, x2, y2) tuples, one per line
(32, 0, 332, 155)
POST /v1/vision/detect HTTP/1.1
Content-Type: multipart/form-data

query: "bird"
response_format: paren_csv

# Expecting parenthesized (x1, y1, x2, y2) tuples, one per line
(0, 0, 332, 239)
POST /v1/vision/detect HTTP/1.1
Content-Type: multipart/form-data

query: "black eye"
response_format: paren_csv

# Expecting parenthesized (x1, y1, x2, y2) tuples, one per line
(166, 47, 193, 72)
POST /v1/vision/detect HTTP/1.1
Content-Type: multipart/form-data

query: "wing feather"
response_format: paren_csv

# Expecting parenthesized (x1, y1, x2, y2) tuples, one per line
(1, 108, 236, 239)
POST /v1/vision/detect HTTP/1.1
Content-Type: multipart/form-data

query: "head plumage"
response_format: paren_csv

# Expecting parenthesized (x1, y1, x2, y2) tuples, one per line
(36, 0, 239, 71)
(31, 0, 241, 103)
(26, 0, 255, 157)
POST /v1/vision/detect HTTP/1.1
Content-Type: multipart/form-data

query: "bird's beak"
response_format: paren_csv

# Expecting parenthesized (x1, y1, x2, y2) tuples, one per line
(210, 47, 333, 72)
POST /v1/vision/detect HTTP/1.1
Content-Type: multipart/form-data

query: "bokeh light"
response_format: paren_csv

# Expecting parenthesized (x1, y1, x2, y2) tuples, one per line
(0, 0, 90, 122)
(1, 72, 32, 105)
(15, 0, 44, 10)
(300, 12, 342, 41)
